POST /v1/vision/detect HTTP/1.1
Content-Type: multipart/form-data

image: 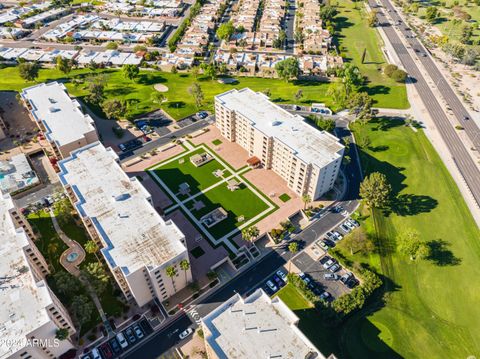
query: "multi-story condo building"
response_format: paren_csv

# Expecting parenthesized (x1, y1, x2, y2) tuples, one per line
(58, 142, 191, 307)
(0, 194, 75, 359)
(215, 88, 344, 200)
(201, 288, 327, 359)
(21, 82, 98, 159)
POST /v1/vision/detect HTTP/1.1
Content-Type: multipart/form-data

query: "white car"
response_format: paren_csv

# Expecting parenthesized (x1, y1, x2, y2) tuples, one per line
(333, 231, 343, 241)
(266, 280, 278, 292)
(116, 333, 128, 349)
(179, 327, 194, 340)
(133, 325, 144, 339)
(276, 270, 287, 282)
(90, 348, 101, 359)
(345, 221, 356, 230)
(323, 259, 335, 269)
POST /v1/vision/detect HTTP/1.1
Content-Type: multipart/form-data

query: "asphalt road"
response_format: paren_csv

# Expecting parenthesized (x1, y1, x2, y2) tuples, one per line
(122, 118, 361, 359)
(284, 0, 296, 53)
(371, 0, 480, 206)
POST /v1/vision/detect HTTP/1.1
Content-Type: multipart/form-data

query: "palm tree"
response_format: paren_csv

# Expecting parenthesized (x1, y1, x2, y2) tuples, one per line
(288, 242, 299, 272)
(166, 266, 177, 293)
(84, 240, 100, 263)
(47, 241, 59, 258)
(179, 260, 190, 284)
(241, 226, 260, 245)
(301, 194, 311, 210)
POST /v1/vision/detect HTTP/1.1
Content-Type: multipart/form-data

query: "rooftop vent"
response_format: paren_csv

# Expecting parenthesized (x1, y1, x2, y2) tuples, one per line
(113, 193, 131, 201)
(48, 97, 57, 104)
(118, 213, 129, 218)
(48, 106, 60, 113)
(269, 120, 282, 127)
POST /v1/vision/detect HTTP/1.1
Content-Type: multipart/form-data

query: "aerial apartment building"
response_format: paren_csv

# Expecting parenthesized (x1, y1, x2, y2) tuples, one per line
(215, 89, 344, 200)
(0, 194, 75, 359)
(21, 82, 98, 159)
(201, 288, 327, 359)
(58, 142, 191, 307)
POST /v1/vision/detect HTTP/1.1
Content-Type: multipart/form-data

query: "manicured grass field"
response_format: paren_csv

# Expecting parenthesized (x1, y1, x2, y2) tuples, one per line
(185, 181, 271, 239)
(329, 118, 480, 358)
(0, 63, 408, 122)
(151, 148, 225, 196)
(212, 139, 223, 146)
(335, 0, 409, 109)
(279, 193, 291, 202)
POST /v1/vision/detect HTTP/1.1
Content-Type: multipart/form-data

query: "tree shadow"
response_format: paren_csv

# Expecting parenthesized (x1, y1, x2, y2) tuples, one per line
(167, 101, 186, 109)
(137, 73, 167, 85)
(369, 145, 389, 152)
(370, 116, 405, 131)
(105, 86, 134, 96)
(389, 194, 438, 216)
(426, 239, 462, 266)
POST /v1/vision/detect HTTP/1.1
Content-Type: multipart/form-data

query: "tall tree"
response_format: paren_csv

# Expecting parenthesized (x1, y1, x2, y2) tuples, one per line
(56, 56, 72, 75)
(348, 92, 373, 122)
(55, 328, 69, 341)
(367, 10, 378, 27)
(294, 89, 303, 102)
(301, 194, 311, 210)
(288, 242, 299, 272)
(18, 62, 39, 82)
(397, 229, 430, 260)
(275, 57, 300, 82)
(359, 172, 391, 208)
(83, 262, 109, 294)
(53, 271, 80, 295)
(188, 82, 204, 108)
(166, 266, 177, 292)
(179, 259, 190, 284)
(216, 21, 234, 41)
(241, 226, 260, 244)
(343, 228, 374, 255)
(122, 64, 139, 81)
(84, 240, 100, 263)
(425, 7, 438, 24)
(71, 295, 94, 339)
(341, 63, 362, 97)
(102, 99, 126, 120)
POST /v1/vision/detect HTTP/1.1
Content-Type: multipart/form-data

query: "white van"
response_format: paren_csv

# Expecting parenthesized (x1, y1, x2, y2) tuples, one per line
(117, 332, 129, 349)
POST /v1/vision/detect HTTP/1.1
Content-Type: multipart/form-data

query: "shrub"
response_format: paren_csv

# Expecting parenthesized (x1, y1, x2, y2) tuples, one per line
(391, 69, 407, 82)
(383, 64, 398, 77)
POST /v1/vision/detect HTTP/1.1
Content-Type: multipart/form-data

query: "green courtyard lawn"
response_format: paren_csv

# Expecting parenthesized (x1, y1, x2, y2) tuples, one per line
(335, 0, 409, 109)
(150, 148, 227, 196)
(0, 63, 407, 122)
(185, 180, 272, 239)
(328, 118, 480, 358)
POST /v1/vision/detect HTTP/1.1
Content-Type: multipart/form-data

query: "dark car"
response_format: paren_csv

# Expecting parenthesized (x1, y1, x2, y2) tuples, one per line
(346, 278, 360, 289)
(324, 239, 336, 248)
(99, 343, 113, 359)
(109, 338, 121, 354)
(273, 274, 284, 287)
(319, 256, 331, 265)
(125, 328, 137, 344)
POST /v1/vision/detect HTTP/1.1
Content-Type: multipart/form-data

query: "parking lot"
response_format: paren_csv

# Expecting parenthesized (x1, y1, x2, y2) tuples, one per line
(292, 252, 350, 300)
(81, 319, 153, 359)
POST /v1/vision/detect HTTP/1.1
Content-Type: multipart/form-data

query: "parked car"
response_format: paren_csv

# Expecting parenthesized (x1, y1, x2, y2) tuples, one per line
(179, 327, 194, 340)
(323, 238, 336, 248)
(133, 325, 144, 339)
(320, 292, 331, 300)
(276, 269, 287, 282)
(90, 348, 101, 359)
(347, 218, 359, 227)
(80, 355, 92, 359)
(125, 328, 137, 344)
(324, 273, 339, 281)
(109, 338, 121, 354)
(340, 224, 351, 233)
(116, 332, 128, 349)
(340, 272, 353, 284)
(333, 231, 343, 241)
(325, 231, 335, 240)
(318, 241, 329, 251)
(99, 343, 113, 359)
(329, 263, 341, 273)
(196, 111, 208, 119)
(323, 258, 335, 269)
(344, 221, 356, 230)
(346, 278, 360, 289)
(319, 256, 330, 265)
(266, 280, 278, 292)
(273, 274, 284, 288)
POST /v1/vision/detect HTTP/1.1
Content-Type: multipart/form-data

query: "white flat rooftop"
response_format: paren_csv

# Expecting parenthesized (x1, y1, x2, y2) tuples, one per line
(21, 82, 95, 147)
(215, 88, 344, 167)
(58, 142, 186, 275)
(202, 289, 325, 359)
(0, 195, 52, 357)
